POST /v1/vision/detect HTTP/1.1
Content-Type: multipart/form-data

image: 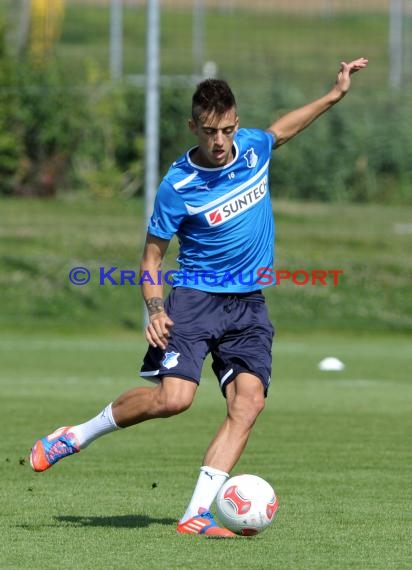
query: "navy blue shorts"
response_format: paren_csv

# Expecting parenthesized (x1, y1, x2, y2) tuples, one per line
(140, 287, 275, 397)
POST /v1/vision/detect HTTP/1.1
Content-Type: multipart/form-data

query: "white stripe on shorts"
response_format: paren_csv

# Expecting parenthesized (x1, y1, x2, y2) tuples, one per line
(140, 370, 161, 384)
(220, 368, 234, 389)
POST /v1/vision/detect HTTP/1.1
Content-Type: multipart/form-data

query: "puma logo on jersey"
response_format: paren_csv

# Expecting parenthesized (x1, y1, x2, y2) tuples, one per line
(196, 182, 210, 191)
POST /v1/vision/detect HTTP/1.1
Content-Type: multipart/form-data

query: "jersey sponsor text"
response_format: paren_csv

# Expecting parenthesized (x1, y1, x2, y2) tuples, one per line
(205, 175, 268, 226)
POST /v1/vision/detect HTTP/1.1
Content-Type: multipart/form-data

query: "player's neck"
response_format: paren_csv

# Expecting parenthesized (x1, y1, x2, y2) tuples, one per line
(190, 147, 235, 169)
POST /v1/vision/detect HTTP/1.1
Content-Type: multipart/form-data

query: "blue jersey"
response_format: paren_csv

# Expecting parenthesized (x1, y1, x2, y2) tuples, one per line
(148, 128, 276, 293)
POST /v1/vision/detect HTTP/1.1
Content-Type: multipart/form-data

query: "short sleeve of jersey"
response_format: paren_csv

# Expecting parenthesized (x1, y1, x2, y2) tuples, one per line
(147, 179, 187, 239)
(264, 129, 276, 151)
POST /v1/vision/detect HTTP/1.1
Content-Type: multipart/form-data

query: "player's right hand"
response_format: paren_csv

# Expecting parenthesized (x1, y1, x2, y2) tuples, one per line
(145, 311, 174, 349)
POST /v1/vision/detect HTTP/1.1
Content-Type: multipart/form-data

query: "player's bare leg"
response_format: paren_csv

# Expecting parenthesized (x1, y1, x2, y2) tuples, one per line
(177, 373, 264, 536)
(202, 372, 265, 472)
(30, 377, 197, 472)
(111, 376, 197, 426)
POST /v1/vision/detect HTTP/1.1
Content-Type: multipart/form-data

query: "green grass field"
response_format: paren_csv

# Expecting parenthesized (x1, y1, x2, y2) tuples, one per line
(1, 330, 411, 569)
(1, 197, 411, 334)
(1, 197, 411, 567)
(1, 3, 411, 566)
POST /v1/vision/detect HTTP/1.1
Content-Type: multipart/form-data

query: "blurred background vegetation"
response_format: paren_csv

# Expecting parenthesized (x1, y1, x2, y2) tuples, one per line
(0, 0, 411, 202)
(0, 1, 411, 334)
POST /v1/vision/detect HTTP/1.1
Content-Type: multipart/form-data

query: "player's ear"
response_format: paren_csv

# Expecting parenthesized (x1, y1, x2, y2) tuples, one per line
(188, 118, 197, 135)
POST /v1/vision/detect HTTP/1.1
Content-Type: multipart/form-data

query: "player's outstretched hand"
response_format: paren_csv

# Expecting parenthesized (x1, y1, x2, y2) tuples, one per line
(335, 57, 368, 96)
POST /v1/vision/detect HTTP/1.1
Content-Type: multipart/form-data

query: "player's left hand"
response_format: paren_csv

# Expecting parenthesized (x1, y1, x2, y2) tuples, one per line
(335, 57, 368, 95)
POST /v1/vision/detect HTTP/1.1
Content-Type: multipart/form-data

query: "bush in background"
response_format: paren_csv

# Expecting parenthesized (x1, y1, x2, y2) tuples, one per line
(0, 21, 193, 200)
(71, 78, 193, 199)
(265, 84, 412, 204)
(0, 27, 22, 195)
(0, 23, 411, 203)
(0, 24, 88, 197)
(14, 63, 88, 196)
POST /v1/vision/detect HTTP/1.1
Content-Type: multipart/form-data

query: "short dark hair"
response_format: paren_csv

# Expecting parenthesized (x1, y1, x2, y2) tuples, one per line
(192, 79, 236, 121)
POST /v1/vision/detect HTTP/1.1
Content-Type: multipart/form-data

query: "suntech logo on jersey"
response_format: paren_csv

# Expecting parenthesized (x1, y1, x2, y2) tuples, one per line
(205, 175, 268, 226)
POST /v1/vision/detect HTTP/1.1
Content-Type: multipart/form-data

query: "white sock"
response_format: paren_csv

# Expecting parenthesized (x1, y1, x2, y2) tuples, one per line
(70, 403, 120, 449)
(180, 465, 229, 523)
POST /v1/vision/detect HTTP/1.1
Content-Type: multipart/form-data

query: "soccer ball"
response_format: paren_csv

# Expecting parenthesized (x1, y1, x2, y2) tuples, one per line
(215, 474, 278, 536)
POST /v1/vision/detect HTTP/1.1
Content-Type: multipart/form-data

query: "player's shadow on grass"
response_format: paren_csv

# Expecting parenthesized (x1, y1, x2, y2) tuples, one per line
(55, 514, 175, 528)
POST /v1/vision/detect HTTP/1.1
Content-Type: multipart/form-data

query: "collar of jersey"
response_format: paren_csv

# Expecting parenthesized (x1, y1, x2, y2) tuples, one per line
(186, 141, 239, 172)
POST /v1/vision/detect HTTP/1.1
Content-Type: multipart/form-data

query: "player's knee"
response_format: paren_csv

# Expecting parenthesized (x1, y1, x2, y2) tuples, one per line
(156, 391, 194, 417)
(247, 392, 265, 421)
(230, 392, 265, 427)
(164, 397, 192, 417)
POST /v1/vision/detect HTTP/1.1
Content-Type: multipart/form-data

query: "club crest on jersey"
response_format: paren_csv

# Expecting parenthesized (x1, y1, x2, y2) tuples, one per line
(205, 175, 268, 226)
(243, 147, 258, 168)
(162, 351, 180, 369)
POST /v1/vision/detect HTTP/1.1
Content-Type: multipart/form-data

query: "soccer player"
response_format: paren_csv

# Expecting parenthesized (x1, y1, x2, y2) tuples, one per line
(30, 58, 368, 537)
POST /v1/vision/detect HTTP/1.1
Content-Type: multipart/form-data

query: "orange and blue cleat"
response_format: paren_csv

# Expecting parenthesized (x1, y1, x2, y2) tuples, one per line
(177, 509, 236, 538)
(30, 427, 80, 472)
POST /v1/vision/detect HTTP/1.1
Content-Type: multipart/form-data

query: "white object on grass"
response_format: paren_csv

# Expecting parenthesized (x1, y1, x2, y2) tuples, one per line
(318, 357, 345, 371)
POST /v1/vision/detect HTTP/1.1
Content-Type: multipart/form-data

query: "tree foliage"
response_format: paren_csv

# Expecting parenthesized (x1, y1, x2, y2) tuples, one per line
(0, 25, 411, 202)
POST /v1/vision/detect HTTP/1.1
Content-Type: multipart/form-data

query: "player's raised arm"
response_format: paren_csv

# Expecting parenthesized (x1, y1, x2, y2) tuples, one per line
(140, 233, 174, 349)
(267, 57, 368, 148)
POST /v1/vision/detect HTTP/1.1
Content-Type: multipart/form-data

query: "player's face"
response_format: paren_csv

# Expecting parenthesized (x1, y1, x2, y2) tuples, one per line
(189, 108, 239, 168)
